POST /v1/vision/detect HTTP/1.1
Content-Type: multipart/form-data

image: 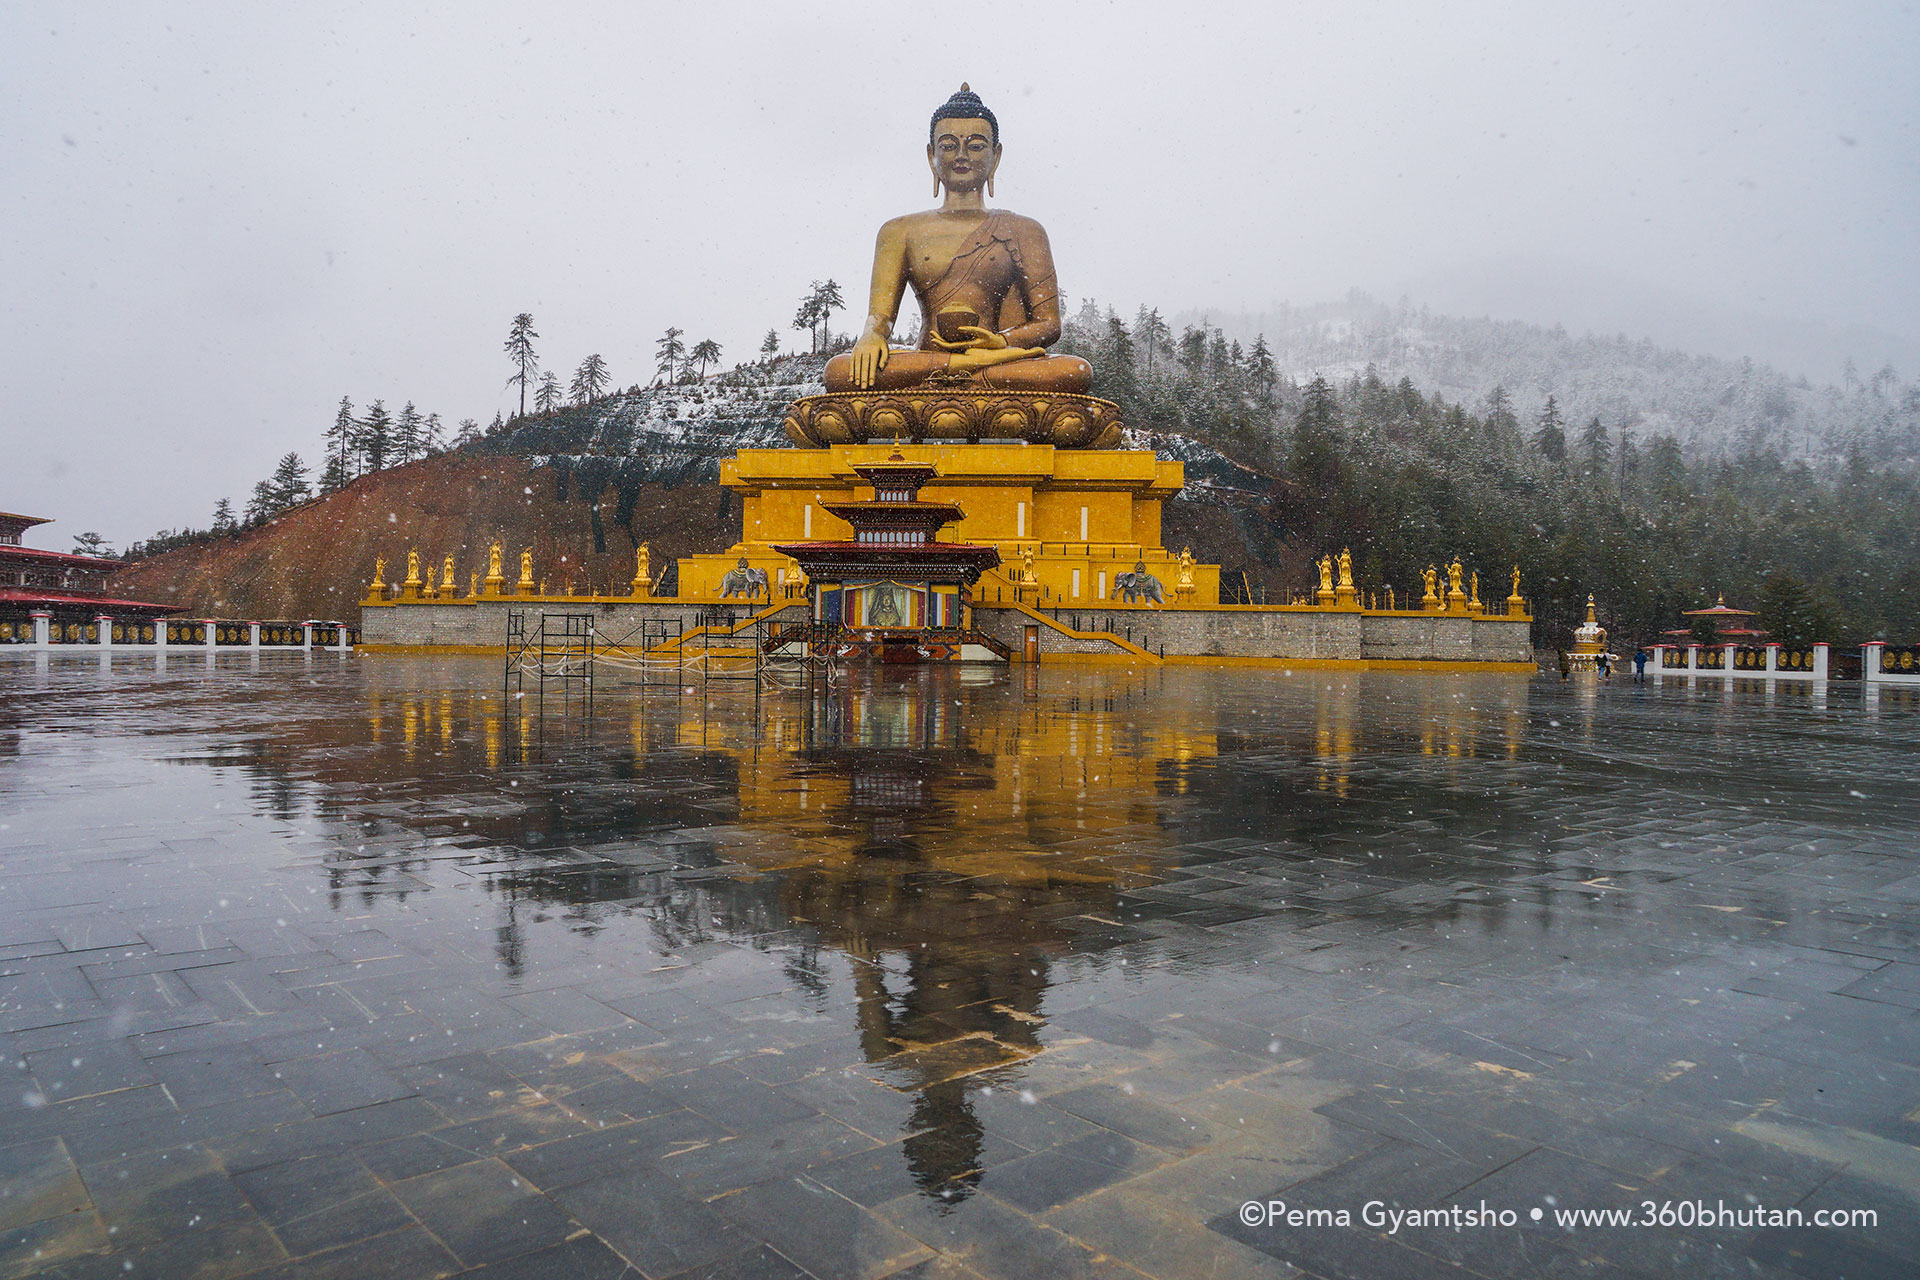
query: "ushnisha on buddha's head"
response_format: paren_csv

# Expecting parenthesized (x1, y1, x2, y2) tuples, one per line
(928, 83, 1000, 198)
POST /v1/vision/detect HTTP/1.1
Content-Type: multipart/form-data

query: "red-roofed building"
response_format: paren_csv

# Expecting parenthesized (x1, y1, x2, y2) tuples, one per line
(1, 511, 177, 644)
(773, 455, 1006, 662)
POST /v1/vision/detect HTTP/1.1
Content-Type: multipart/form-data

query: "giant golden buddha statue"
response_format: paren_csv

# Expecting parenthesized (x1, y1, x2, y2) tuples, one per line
(784, 85, 1124, 449)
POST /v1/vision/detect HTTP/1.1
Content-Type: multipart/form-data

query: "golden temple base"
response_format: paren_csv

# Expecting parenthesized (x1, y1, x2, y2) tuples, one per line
(676, 442, 1211, 606)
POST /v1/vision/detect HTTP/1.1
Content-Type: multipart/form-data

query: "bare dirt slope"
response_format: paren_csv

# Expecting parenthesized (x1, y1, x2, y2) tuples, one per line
(106, 454, 733, 621)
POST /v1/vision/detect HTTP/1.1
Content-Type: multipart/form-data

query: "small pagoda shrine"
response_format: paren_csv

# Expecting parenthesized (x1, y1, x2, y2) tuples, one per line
(1568, 594, 1612, 672)
(774, 453, 1003, 662)
(1668, 595, 1768, 644)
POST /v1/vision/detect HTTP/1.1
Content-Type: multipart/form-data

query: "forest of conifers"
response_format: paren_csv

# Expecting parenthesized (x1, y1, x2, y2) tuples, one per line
(1054, 302, 1920, 647)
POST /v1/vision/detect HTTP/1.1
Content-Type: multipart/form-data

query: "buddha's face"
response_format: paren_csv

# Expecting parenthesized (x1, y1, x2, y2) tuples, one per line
(928, 117, 999, 194)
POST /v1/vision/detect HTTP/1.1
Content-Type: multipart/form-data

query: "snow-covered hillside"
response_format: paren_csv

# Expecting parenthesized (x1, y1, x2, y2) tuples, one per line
(493, 355, 826, 478)
(1180, 294, 1918, 463)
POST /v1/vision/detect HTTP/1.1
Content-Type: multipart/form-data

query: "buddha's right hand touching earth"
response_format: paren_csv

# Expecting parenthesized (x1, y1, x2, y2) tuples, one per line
(849, 329, 892, 391)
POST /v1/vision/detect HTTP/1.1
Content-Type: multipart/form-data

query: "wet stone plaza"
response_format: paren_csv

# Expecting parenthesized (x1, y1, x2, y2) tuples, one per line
(1, 656, 1916, 1280)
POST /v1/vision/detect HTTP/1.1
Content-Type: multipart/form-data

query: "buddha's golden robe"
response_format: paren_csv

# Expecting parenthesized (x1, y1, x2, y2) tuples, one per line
(824, 211, 1092, 394)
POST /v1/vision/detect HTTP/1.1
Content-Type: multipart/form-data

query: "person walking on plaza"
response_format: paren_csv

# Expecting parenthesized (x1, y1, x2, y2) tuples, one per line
(1556, 647, 1571, 682)
(1598, 651, 1613, 681)
(1633, 648, 1649, 683)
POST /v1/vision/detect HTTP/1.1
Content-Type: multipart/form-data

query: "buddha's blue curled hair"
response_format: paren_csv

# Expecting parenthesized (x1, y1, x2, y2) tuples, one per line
(930, 84, 998, 145)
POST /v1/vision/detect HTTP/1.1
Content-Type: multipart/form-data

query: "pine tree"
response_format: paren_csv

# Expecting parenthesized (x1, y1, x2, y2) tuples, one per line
(571, 353, 611, 404)
(319, 453, 350, 494)
(760, 329, 780, 360)
(1134, 307, 1170, 376)
(504, 313, 539, 418)
(360, 399, 393, 472)
(489, 410, 505, 435)
(245, 479, 278, 525)
(690, 339, 723, 380)
(1759, 569, 1835, 645)
(70, 531, 112, 557)
(1291, 376, 1343, 495)
(211, 498, 235, 532)
(792, 287, 823, 355)
(1533, 396, 1567, 463)
(1248, 335, 1278, 404)
(1580, 415, 1612, 474)
(1208, 330, 1231, 377)
(1484, 385, 1520, 448)
(455, 418, 482, 447)
(269, 452, 311, 508)
(655, 328, 687, 383)
(535, 370, 564, 414)
(1646, 435, 1688, 504)
(814, 280, 845, 350)
(394, 401, 423, 463)
(1178, 326, 1208, 376)
(322, 396, 357, 491)
(422, 412, 444, 454)
(1099, 311, 1136, 400)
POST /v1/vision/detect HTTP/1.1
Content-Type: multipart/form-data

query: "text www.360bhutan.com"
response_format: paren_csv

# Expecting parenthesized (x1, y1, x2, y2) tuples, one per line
(1238, 1199, 1879, 1233)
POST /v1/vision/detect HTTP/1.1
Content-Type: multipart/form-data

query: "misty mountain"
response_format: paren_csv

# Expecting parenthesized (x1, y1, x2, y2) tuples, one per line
(1179, 292, 1919, 467)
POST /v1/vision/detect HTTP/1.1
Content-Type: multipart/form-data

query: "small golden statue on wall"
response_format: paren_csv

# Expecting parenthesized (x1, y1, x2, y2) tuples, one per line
(517, 549, 536, 595)
(1421, 565, 1440, 610)
(1446, 558, 1466, 610)
(1336, 547, 1357, 604)
(441, 555, 457, 596)
(631, 543, 652, 598)
(1508, 564, 1526, 613)
(1176, 546, 1195, 599)
(369, 555, 387, 599)
(1315, 555, 1336, 604)
(1469, 570, 1481, 613)
(484, 542, 506, 596)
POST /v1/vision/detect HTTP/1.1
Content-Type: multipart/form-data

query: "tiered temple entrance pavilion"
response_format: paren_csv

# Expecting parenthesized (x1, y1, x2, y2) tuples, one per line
(774, 453, 1005, 662)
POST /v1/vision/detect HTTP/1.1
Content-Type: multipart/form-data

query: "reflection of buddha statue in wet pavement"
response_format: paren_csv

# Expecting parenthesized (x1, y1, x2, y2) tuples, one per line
(789, 86, 1123, 448)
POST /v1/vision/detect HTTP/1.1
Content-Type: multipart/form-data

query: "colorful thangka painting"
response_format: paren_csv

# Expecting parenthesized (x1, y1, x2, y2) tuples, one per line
(817, 582, 961, 628)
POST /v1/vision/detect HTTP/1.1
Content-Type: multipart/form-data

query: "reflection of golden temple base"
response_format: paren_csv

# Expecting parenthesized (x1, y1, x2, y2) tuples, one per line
(783, 391, 1125, 449)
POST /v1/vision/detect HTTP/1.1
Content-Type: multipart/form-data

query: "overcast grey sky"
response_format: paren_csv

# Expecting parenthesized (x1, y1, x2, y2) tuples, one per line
(5, 1, 1917, 548)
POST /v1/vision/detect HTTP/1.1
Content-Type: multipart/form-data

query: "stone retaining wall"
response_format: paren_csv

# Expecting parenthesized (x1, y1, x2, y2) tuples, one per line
(360, 599, 804, 648)
(361, 599, 1531, 665)
(970, 605, 1529, 664)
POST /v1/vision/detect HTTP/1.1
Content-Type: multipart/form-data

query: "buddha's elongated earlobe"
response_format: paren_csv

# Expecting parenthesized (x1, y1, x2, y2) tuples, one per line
(934, 174, 942, 197)
(987, 173, 995, 198)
